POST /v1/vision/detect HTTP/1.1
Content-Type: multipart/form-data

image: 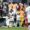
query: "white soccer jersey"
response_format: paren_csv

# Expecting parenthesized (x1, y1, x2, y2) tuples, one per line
(8, 10, 15, 21)
(25, 6, 30, 23)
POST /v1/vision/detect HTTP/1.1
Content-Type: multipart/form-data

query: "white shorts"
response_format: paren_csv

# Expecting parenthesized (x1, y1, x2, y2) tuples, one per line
(6, 19, 10, 26)
(27, 15, 30, 23)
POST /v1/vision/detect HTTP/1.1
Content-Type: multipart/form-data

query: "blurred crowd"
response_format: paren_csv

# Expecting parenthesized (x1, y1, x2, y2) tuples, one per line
(0, 2, 28, 27)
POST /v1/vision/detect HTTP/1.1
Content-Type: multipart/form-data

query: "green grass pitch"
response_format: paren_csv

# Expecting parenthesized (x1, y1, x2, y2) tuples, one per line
(0, 27, 28, 30)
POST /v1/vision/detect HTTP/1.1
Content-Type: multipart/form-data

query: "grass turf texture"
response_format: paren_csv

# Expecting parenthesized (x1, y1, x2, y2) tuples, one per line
(0, 27, 28, 30)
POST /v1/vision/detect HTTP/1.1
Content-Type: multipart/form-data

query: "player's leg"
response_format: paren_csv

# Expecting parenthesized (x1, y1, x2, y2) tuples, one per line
(6, 18, 9, 27)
